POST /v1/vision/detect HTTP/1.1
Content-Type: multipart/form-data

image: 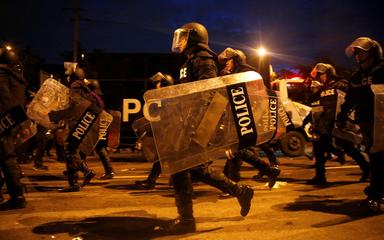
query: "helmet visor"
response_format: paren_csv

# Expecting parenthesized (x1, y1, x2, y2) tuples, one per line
(172, 28, 189, 53)
(310, 63, 332, 78)
(345, 37, 374, 57)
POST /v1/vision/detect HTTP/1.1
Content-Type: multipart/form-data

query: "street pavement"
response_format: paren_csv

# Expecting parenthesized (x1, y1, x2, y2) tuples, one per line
(1, 149, 384, 240)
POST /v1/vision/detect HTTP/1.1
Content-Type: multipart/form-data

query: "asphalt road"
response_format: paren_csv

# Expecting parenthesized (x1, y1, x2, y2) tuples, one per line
(0, 150, 383, 240)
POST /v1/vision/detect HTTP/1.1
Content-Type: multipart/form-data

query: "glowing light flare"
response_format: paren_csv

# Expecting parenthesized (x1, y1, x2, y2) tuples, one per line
(256, 47, 268, 57)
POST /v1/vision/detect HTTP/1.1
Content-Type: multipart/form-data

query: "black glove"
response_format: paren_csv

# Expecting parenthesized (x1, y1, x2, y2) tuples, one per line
(48, 111, 61, 123)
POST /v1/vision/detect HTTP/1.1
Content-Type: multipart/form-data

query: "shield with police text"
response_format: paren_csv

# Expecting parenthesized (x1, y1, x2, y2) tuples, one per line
(0, 105, 37, 148)
(370, 84, 384, 153)
(107, 110, 121, 149)
(312, 88, 345, 135)
(132, 117, 158, 162)
(65, 95, 113, 155)
(27, 78, 70, 129)
(144, 71, 285, 174)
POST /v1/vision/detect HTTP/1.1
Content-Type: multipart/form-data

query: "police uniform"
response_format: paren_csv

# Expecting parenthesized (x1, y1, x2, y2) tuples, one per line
(338, 60, 384, 201)
(220, 60, 279, 185)
(171, 45, 254, 231)
(309, 77, 370, 184)
(49, 76, 98, 192)
(0, 64, 26, 208)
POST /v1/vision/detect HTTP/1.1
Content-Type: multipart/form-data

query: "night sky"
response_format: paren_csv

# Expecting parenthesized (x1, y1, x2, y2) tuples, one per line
(1, 0, 383, 69)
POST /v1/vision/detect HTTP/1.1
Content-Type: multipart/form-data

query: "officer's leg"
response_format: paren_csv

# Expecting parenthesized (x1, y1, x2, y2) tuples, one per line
(342, 140, 370, 181)
(59, 145, 81, 192)
(260, 144, 279, 165)
(240, 148, 280, 188)
(308, 135, 328, 185)
(165, 170, 195, 233)
(365, 152, 384, 200)
(77, 152, 96, 187)
(136, 161, 161, 189)
(190, 165, 253, 217)
(95, 143, 114, 179)
(33, 126, 49, 170)
(223, 154, 242, 182)
(0, 155, 26, 209)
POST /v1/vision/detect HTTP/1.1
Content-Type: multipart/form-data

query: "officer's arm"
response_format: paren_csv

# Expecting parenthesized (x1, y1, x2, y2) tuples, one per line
(0, 70, 14, 107)
(336, 90, 354, 126)
(194, 57, 218, 80)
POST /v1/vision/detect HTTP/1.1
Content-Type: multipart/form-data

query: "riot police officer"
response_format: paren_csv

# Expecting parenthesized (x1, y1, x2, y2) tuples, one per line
(49, 67, 97, 192)
(135, 72, 174, 190)
(86, 79, 115, 180)
(337, 37, 384, 211)
(162, 22, 254, 234)
(308, 63, 370, 185)
(218, 47, 280, 188)
(0, 43, 27, 209)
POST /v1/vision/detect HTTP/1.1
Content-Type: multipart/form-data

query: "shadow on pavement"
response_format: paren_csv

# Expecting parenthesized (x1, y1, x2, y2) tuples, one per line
(27, 174, 66, 181)
(32, 216, 220, 240)
(281, 194, 379, 227)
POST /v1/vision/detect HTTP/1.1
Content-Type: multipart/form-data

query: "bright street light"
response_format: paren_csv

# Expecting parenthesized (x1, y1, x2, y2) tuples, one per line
(256, 47, 268, 57)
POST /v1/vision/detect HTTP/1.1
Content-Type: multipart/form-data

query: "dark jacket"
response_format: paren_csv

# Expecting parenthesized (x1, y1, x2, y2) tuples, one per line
(179, 46, 218, 83)
(338, 60, 384, 127)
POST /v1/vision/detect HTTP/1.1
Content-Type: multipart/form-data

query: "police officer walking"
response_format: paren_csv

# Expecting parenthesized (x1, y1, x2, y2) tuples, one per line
(161, 22, 254, 234)
(218, 48, 280, 188)
(0, 43, 27, 209)
(337, 37, 384, 211)
(86, 79, 115, 179)
(308, 63, 370, 185)
(49, 68, 97, 192)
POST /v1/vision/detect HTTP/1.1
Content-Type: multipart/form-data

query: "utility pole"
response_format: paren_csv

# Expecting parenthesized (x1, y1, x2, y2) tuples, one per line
(72, 0, 81, 63)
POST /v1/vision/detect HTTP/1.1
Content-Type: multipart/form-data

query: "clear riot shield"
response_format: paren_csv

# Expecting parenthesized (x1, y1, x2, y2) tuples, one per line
(144, 71, 284, 174)
(370, 84, 384, 153)
(132, 117, 157, 162)
(107, 110, 121, 149)
(27, 78, 70, 129)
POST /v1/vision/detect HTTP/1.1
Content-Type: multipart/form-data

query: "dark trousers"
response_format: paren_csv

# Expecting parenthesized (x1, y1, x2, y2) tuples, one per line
(365, 152, 384, 199)
(146, 161, 161, 184)
(314, 134, 369, 178)
(172, 164, 243, 220)
(0, 155, 24, 200)
(65, 144, 90, 186)
(94, 142, 113, 174)
(224, 147, 272, 182)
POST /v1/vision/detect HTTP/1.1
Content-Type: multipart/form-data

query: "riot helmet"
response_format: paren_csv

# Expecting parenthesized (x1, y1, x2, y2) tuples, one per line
(345, 37, 383, 60)
(86, 79, 103, 95)
(172, 22, 209, 53)
(74, 67, 85, 80)
(218, 48, 246, 65)
(310, 63, 337, 80)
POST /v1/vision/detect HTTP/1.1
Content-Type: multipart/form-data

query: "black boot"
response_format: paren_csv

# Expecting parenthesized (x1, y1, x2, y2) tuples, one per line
(59, 170, 80, 192)
(267, 165, 281, 189)
(82, 170, 96, 187)
(169, 170, 195, 233)
(99, 172, 115, 180)
(307, 175, 328, 185)
(162, 217, 196, 234)
(0, 196, 26, 210)
(236, 185, 254, 217)
(135, 180, 155, 190)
